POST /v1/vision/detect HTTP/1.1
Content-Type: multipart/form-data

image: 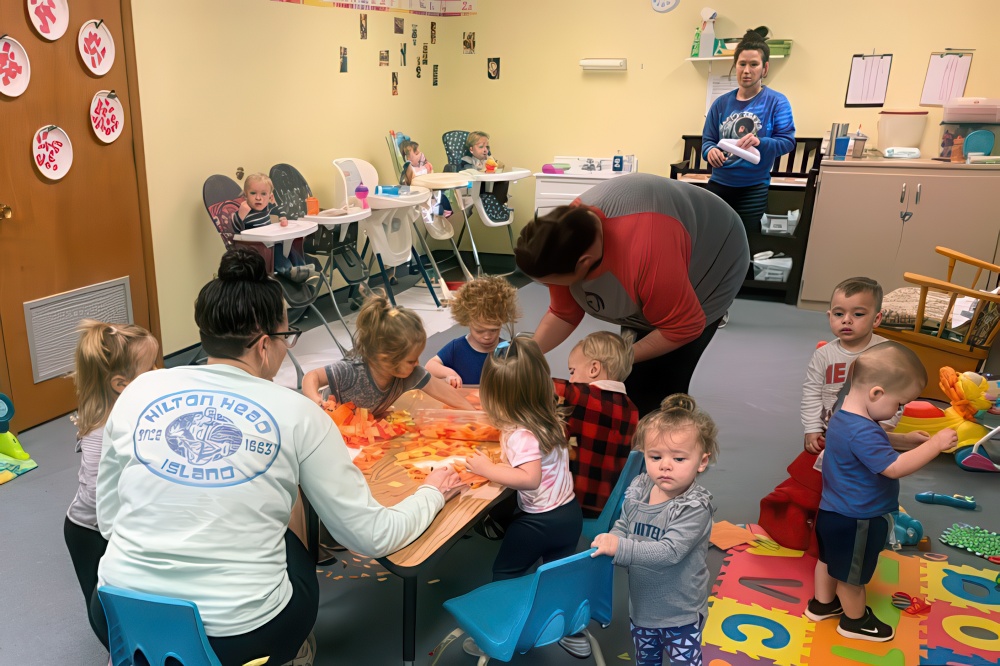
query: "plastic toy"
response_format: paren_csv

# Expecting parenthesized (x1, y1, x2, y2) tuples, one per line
(891, 509, 923, 547)
(940, 523, 1000, 561)
(915, 491, 977, 510)
(0, 393, 29, 461)
(354, 181, 369, 209)
(891, 592, 931, 615)
(955, 425, 1000, 472)
(893, 367, 995, 455)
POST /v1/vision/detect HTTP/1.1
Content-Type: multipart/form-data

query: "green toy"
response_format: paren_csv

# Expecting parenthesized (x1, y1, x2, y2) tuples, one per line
(940, 523, 1000, 561)
(0, 393, 29, 461)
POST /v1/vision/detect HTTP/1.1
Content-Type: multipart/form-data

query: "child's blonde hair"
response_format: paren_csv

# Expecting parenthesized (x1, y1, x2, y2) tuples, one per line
(353, 291, 427, 368)
(243, 172, 273, 195)
(480, 336, 566, 455)
(71, 320, 158, 439)
(572, 330, 635, 382)
(465, 131, 490, 152)
(450, 276, 519, 328)
(633, 393, 719, 463)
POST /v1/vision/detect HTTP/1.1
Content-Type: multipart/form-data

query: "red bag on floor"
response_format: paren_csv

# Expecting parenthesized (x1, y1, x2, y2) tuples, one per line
(758, 450, 822, 555)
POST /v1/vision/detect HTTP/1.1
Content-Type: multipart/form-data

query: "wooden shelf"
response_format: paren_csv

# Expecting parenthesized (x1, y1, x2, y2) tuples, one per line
(742, 279, 788, 291)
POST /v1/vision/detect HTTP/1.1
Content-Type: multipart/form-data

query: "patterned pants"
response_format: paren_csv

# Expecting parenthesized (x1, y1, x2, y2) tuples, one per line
(630, 618, 703, 666)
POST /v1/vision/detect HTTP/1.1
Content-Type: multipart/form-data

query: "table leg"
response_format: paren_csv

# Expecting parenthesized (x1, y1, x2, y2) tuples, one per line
(403, 574, 417, 666)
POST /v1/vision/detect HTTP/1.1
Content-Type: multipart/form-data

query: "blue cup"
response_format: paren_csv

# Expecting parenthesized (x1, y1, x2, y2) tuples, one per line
(834, 135, 850, 159)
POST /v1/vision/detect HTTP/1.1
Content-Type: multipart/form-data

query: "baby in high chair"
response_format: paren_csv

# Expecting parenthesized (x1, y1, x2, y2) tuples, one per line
(400, 139, 453, 230)
(462, 131, 509, 208)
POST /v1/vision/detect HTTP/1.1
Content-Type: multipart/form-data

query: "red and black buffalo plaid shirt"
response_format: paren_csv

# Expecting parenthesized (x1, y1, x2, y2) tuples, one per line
(554, 379, 639, 518)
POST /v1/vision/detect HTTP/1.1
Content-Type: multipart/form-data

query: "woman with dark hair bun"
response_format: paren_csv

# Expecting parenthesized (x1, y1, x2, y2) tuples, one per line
(702, 29, 795, 252)
(89, 247, 460, 665)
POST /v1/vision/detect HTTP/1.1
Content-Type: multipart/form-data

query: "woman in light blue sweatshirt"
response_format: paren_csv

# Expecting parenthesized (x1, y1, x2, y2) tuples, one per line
(591, 393, 719, 666)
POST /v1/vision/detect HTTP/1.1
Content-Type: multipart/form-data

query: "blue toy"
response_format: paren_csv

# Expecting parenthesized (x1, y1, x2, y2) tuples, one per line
(891, 510, 923, 547)
(0, 393, 29, 461)
(915, 492, 977, 510)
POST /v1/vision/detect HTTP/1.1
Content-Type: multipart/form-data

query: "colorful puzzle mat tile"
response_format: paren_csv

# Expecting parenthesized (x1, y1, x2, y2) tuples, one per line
(0, 453, 37, 485)
(702, 643, 779, 666)
(701, 542, 1000, 665)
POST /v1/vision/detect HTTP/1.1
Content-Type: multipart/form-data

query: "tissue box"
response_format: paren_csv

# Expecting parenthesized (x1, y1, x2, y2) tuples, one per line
(752, 251, 793, 282)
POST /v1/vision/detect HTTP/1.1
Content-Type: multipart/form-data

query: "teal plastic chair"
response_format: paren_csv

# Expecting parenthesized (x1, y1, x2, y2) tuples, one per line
(98, 586, 270, 666)
(441, 549, 614, 665)
(581, 449, 645, 542)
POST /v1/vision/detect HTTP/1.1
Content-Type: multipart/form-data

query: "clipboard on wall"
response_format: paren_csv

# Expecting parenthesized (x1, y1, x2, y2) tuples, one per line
(845, 54, 892, 107)
(920, 51, 973, 106)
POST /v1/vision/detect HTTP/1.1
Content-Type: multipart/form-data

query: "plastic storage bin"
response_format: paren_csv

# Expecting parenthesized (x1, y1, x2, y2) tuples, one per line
(414, 409, 500, 441)
(752, 251, 793, 282)
(761, 210, 800, 236)
(943, 98, 1000, 124)
(877, 110, 929, 152)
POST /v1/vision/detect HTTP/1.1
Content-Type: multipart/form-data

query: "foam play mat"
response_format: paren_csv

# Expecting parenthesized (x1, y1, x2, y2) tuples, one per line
(703, 525, 1000, 665)
(0, 453, 37, 485)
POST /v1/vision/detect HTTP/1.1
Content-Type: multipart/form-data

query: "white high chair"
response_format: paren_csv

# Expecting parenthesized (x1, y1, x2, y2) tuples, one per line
(331, 158, 442, 307)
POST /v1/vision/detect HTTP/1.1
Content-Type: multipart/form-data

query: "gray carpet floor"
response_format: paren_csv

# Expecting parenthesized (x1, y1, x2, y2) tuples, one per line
(2, 283, 997, 666)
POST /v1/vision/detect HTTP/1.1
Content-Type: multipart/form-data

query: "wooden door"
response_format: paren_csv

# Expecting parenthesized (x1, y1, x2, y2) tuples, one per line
(799, 168, 908, 306)
(0, 1, 157, 429)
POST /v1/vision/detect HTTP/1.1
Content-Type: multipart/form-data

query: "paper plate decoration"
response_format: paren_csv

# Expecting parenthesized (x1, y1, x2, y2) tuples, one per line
(89, 90, 124, 143)
(28, 0, 70, 41)
(78, 19, 115, 76)
(33, 125, 74, 180)
(0, 36, 31, 98)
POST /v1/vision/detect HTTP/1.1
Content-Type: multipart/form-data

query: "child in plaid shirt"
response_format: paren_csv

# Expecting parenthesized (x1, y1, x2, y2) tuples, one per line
(555, 331, 639, 518)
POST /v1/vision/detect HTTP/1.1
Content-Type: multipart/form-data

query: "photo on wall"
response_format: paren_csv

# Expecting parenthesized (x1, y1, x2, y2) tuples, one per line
(392, 71, 398, 96)
(340, 47, 348, 73)
(416, 64, 421, 79)
(360, 14, 367, 40)
(394, 17, 404, 34)
(431, 22, 436, 44)
(411, 24, 417, 46)
(487, 57, 499, 80)
(379, 50, 389, 67)
(463, 32, 475, 54)
(422, 43, 428, 65)
(400, 42, 407, 66)
(433, 63, 439, 86)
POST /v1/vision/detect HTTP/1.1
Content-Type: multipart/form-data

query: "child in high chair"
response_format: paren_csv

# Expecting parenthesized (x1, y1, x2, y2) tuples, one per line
(234, 172, 318, 283)
(461, 335, 582, 659)
(302, 292, 474, 417)
(425, 276, 519, 388)
(399, 139, 453, 231)
(64, 320, 158, 624)
(462, 130, 509, 209)
(805, 342, 957, 642)
(802, 277, 928, 455)
(590, 393, 718, 666)
(556, 331, 639, 519)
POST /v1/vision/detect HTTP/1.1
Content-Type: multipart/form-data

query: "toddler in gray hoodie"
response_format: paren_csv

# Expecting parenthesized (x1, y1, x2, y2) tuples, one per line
(591, 393, 718, 666)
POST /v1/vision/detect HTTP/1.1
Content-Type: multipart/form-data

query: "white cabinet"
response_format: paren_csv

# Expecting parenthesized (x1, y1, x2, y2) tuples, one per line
(799, 159, 1000, 309)
(533, 172, 629, 216)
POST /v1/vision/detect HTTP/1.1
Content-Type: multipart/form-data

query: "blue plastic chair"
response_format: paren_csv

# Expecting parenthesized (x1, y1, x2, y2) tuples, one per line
(98, 586, 270, 666)
(441, 549, 613, 665)
(581, 449, 645, 542)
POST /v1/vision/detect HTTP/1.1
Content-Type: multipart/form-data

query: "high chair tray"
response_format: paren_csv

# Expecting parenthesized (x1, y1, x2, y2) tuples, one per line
(302, 207, 371, 226)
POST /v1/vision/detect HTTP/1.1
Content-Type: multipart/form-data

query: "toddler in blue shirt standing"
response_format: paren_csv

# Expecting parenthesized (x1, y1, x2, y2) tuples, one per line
(426, 276, 518, 387)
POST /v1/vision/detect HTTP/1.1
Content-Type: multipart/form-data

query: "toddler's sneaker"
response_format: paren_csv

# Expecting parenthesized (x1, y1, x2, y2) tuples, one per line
(804, 595, 843, 621)
(557, 632, 592, 659)
(463, 636, 486, 657)
(837, 607, 894, 642)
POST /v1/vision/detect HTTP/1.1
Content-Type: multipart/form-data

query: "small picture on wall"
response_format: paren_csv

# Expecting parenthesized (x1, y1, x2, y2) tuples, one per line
(392, 71, 398, 96)
(463, 32, 475, 55)
(400, 42, 407, 66)
(394, 18, 404, 34)
(411, 24, 417, 46)
(416, 64, 422, 79)
(340, 47, 348, 73)
(379, 50, 389, 67)
(431, 22, 437, 44)
(422, 43, 428, 65)
(433, 63, 439, 86)
(487, 57, 499, 80)
(360, 14, 367, 40)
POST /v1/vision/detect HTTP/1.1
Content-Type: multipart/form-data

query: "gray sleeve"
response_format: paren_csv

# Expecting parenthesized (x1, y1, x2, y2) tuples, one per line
(613, 503, 713, 568)
(402, 365, 430, 391)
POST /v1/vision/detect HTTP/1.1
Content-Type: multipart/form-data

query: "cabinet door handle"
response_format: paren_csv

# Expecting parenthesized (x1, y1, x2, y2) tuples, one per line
(915, 183, 921, 205)
(900, 183, 906, 203)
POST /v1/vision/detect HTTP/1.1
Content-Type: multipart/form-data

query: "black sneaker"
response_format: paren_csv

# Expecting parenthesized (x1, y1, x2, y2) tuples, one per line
(805, 596, 843, 621)
(837, 607, 894, 642)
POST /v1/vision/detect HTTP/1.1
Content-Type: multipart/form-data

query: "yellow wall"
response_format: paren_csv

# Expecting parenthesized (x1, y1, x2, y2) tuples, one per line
(132, 0, 1000, 353)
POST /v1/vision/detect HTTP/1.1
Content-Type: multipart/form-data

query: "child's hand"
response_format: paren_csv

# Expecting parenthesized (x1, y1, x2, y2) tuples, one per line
(804, 432, 825, 454)
(464, 451, 494, 476)
(591, 533, 619, 557)
(425, 161, 434, 173)
(279, 216, 289, 227)
(446, 375, 462, 389)
(929, 428, 958, 452)
(238, 201, 251, 218)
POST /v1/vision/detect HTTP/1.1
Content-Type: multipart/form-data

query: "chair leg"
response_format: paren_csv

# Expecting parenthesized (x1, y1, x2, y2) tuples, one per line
(478, 656, 490, 666)
(411, 222, 452, 303)
(450, 238, 476, 282)
(286, 349, 305, 390)
(376, 255, 396, 306)
(428, 627, 465, 666)
(583, 629, 605, 666)
(457, 192, 482, 275)
(316, 272, 355, 352)
(411, 246, 442, 308)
